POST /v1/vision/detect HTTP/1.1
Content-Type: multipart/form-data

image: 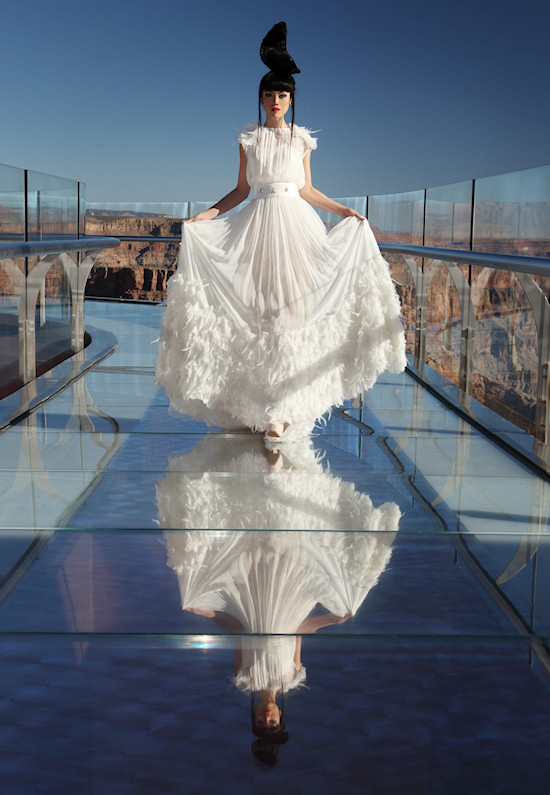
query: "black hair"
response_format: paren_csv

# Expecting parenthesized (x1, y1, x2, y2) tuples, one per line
(258, 71, 296, 131)
(251, 735, 289, 769)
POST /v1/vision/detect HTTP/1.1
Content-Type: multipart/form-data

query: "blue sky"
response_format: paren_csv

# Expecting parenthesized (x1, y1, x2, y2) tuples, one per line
(1, 0, 549, 202)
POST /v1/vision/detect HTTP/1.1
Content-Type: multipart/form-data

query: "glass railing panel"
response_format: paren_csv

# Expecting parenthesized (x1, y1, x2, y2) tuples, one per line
(0, 163, 25, 242)
(384, 252, 418, 355)
(34, 256, 74, 376)
(27, 171, 78, 239)
(0, 256, 25, 398)
(425, 180, 472, 249)
(316, 197, 367, 228)
(424, 261, 462, 385)
(473, 164, 550, 257)
(470, 267, 537, 432)
(0, 164, 26, 395)
(85, 202, 187, 300)
(368, 190, 424, 244)
(78, 182, 86, 237)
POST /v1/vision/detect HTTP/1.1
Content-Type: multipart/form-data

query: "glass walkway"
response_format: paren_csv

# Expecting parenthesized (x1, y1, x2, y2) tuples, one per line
(1, 300, 550, 793)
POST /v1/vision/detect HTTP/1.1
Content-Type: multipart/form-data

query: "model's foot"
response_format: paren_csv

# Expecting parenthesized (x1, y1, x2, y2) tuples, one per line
(266, 421, 285, 438)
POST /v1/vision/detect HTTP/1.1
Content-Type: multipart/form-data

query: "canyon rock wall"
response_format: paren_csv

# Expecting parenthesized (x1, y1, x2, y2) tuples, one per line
(84, 214, 180, 300)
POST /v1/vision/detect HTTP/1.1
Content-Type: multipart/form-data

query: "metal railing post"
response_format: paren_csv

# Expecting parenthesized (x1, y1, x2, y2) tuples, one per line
(535, 288, 550, 444)
(469, 179, 476, 251)
(458, 275, 474, 398)
(415, 263, 426, 373)
(1, 237, 119, 387)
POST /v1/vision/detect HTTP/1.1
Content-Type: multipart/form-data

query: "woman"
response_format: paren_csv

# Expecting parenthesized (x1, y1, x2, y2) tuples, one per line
(156, 22, 406, 440)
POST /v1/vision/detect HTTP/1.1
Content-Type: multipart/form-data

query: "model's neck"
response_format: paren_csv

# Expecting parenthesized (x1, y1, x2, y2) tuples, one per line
(258, 689, 279, 702)
(263, 117, 290, 129)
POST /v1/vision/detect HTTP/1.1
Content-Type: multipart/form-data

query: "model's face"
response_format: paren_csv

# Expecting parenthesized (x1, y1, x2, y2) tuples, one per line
(262, 90, 291, 120)
(254, 700, 281, 729)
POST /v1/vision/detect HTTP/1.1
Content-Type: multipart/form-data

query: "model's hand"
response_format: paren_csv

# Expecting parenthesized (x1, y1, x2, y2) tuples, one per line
(333, 612, 353, 624)
(341, 206, 365, 221)
(183, 208, 220, 224)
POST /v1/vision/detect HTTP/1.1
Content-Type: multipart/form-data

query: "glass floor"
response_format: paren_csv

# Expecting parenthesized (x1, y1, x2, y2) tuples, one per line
(1, 301, 550, 793)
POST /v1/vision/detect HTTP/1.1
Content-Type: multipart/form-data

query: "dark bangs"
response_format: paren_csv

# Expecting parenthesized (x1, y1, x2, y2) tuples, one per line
(259, 71, 295, 95)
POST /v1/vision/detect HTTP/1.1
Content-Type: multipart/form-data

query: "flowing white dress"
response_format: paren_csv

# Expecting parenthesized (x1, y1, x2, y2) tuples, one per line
(157, 436, 399, 693)
(156, 122, 406, 434)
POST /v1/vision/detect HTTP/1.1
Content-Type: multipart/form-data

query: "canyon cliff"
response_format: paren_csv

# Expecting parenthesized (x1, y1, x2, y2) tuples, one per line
(84, 214, 181, 301)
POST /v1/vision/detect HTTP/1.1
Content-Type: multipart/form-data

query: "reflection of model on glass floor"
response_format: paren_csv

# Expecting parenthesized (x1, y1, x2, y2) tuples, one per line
(162, 531, 397, 766)
(157, 437, 399, 766)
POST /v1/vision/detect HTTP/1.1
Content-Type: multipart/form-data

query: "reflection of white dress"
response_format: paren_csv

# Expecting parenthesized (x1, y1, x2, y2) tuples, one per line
(157, 437, 400, 692)
(156, 122, 406, 433)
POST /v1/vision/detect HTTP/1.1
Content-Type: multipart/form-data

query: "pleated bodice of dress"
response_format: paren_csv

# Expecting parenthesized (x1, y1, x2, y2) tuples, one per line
(238, 122, 317, 189)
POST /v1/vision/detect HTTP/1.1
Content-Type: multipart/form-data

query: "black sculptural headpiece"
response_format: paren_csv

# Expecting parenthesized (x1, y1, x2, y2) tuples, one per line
(260, 21, 301, 77)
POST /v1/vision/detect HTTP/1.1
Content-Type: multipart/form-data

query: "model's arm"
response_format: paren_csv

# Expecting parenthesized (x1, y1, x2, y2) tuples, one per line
(184, 146, 250, 223)
(234, 641, 243, 677)
(291, 615, 352, 672)
(296, 612, 353, 633)
(293, 636, 302, 670)
(299, 150, 365, 220)
(184, 607, 244, 632)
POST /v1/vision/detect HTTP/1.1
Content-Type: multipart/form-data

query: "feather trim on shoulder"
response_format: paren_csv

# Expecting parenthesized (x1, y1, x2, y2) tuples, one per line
(236, 121, 318, 150)
(294, 125, 318, 151)
(236, 121, 260, 148)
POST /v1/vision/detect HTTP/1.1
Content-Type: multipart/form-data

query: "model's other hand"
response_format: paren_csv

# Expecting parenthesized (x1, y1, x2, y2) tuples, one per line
(341, 206, 365, 221)
(183, 208, 220, 224)
(184, 607, 216, 617)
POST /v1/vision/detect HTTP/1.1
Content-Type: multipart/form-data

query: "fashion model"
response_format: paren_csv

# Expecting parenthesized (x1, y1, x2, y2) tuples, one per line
(156, 22, 406, 441)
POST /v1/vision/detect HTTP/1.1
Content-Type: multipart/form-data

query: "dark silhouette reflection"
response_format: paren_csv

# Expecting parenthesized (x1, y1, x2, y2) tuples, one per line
(156, 436, 399, 767)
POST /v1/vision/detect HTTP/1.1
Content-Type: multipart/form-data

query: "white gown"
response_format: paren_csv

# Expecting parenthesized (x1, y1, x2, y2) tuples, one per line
(156, 122, 406, 434)
(157, 436, 400, 693)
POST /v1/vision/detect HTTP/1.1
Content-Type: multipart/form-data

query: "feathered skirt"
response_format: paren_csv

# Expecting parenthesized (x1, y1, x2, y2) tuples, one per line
(155, 192, 406, 434)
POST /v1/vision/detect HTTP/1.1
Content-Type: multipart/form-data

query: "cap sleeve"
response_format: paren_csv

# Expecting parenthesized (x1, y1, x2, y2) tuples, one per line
(236, 121, 259, 149)
(295, 126, 318, 151)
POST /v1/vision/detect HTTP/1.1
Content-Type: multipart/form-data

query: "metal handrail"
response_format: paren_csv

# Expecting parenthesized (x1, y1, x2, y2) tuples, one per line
(0, 236, 120, 259)
(378, 243, 550, 276)
(99, 235, 179, 244)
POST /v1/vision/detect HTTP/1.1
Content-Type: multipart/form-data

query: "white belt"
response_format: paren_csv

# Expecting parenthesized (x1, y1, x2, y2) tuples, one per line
(253, 182, 299, 199)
